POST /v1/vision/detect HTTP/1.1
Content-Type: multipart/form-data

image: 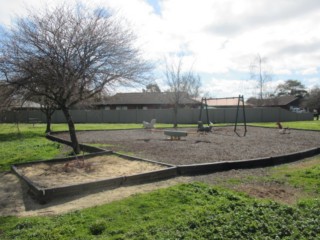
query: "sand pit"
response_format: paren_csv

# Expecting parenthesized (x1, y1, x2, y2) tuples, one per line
(16, 155, 166, 188)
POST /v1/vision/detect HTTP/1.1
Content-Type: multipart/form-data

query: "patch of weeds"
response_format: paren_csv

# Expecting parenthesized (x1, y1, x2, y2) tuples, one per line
(89, 219, 107, 235)
(226, 178, 243, 185)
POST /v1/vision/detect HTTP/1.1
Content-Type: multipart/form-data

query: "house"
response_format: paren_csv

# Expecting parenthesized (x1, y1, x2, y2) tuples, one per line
(94, 92, 201, 110)
(247, 95, 302, 110)
(8, 100, 41, 110)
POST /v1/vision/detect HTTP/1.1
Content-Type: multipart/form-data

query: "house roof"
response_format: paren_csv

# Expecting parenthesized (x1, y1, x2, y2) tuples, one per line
(97, 92, 200, 105)
(262, 95, 299, 106)
(206, 98, 243, 107)
(10, 100, 41, 109)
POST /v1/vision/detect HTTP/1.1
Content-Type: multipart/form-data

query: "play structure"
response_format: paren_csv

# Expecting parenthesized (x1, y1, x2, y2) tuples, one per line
(197, 121, 213, 133)
(198, 95, 247, 136)
(276, 122, 290, 134)
(143, 119, 156, 129)
(164, 130, 188, 140)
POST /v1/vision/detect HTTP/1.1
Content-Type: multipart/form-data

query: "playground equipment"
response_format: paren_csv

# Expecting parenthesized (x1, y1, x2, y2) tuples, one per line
(143, 119, 156, 129)
(197, 121, 213, 134)
(164, 130, 188, 140)
(198, 95, 247, 136)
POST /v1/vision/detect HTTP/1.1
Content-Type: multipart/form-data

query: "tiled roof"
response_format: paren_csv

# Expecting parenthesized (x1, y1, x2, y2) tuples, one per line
(206, 98, 243, 107)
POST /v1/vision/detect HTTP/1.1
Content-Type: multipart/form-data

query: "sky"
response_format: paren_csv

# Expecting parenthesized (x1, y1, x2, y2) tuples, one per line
(0, 0, 319, 98)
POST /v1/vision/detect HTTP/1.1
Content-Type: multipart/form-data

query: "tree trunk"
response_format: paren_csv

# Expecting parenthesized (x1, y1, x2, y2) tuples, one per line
(61, 107, 81, 154)
(173, 105, 178, 128)
(45, 110, 52, 133)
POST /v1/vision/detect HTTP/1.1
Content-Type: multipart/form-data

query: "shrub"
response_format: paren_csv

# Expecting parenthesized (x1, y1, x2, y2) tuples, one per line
(89, 219, 107, 235)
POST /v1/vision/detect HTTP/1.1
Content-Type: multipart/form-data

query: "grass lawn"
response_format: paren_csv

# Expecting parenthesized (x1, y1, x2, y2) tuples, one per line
(0, 121, 319, 239)
(0, 123, 187, 171)
(1, 181, 320, 239)
(248, 120, 320, 130)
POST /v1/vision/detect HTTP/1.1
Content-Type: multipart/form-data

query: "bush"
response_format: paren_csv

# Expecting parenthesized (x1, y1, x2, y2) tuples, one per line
(89, 219, 107, 235)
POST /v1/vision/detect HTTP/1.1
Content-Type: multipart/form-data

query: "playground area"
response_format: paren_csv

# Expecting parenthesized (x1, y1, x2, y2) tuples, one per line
(56, 126, 320, 165)
(1, 125, 320, 216)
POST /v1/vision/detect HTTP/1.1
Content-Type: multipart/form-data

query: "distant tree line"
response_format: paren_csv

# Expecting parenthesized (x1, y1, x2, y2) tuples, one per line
(246, 78, 320, 113)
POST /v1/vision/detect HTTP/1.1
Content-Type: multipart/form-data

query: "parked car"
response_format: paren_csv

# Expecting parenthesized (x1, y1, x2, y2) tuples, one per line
(291, 107, 306, 113)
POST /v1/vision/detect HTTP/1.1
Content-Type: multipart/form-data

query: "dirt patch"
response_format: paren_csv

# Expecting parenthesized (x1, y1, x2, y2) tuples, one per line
(16, 155, 166, 188)
(190, 164, 313, 205)
(0, 171, 192, 217)
(0, 172, 26, 216)
(236, 183, 304, 204)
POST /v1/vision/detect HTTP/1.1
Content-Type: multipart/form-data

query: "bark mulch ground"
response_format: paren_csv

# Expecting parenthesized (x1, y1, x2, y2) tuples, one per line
(55, 126, 320, 166)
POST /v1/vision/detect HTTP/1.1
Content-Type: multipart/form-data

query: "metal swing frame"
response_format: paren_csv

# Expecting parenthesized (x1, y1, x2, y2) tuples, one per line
(198, 95, 247, 136)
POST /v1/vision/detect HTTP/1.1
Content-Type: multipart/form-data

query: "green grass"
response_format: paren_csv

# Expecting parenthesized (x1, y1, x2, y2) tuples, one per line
(1, 182, 320, 239)
(270, 157, 320, 194)
(0, 123, 196, 171)
(45, 123, 196, 132)
(0, 124, 63, 171)
(248, 120, 320, 130)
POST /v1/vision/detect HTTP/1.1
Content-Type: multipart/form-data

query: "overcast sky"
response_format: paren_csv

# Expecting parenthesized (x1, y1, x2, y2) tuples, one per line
(0, 0, 319, 98)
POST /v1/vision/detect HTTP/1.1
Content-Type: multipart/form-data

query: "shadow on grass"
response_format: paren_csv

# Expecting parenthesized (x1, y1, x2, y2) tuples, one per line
(0, 132, 45, 142)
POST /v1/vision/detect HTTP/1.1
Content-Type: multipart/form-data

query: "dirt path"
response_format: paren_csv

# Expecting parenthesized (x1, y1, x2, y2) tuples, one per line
(0, 171, 192, 217)
(1, 157, 314, 217)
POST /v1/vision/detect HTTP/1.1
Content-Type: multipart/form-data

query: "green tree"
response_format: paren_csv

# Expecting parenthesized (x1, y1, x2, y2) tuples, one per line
(144, 83, 161, 93)
(276, 80, 307, 96)
(303, 86, 320, 112)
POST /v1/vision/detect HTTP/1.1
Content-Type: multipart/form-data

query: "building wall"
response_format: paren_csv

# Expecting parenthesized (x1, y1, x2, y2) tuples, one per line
(0, 107, 313, 124)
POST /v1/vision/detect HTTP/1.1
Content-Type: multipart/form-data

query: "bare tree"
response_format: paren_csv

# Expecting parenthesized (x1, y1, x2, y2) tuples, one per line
(0, 82, 16, 112)
(164, 58, 201, 127)
(38, 95, 56, 134)
(0, 4, 151, 153)
(250, 54, 272, 106)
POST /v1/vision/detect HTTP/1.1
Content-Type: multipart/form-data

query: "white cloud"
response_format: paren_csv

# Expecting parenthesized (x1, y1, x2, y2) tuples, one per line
(200, 78, 257, 98)
(1, 0, 320, 97)
(300, 67, 318, 75)
(0, 0, 68, 27)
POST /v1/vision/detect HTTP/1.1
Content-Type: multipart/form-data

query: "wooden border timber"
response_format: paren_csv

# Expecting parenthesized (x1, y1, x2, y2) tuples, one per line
(11, 151, 177, 204)
(177, 147, 320, 175)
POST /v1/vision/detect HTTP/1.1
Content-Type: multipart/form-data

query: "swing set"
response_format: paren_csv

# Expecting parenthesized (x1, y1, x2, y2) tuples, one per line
(198, 95, 247, 136)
